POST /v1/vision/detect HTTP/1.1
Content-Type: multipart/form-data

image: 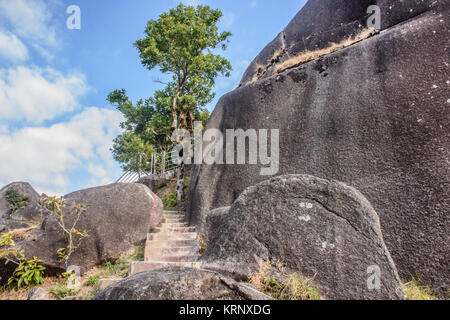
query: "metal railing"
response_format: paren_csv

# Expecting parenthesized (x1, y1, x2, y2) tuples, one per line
(117, 150, 179, 183)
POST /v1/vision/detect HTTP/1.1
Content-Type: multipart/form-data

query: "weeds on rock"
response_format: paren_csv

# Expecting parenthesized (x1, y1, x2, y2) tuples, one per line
(404, 276, 438, 300)
(5, 187, 30, 214)
(49, 283, 79, 300)
(249, 263, 321, 300)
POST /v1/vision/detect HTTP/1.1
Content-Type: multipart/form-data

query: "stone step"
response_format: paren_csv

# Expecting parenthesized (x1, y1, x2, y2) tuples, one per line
(130, 261, 201, 275)
(160, 222, 189, 228)
(146, 239, 199, 248)
(164, 217, 186, 223)
(146, 254, 200, 262)
(146, 246, 200, 256)
(147, 232, 197, 241)
(155, 226, 196, 233)
(164, 211, 185, 215)
(163, 212, 185, 219)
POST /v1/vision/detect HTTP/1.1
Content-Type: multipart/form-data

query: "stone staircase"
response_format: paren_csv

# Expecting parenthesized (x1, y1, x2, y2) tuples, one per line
(129, 211, 201, 275)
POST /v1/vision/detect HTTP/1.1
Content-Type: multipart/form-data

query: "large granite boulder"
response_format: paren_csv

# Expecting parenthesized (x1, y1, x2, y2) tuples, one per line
(188, 1, 449, 291)
(240, 0, 444, 85)
(0, 182, 41, 221)
(93, 267, 273, 300)
(0, 183, 163, 284)
(200, 175, 405, 300)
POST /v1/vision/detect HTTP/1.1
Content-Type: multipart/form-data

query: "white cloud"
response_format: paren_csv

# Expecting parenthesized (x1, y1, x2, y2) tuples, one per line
(0, 30, 29, 62)
(250, 1, 257, 8)
(0, 107, 124, 195)
(0, 0, 58, 47)
(0, 66, 88, 125)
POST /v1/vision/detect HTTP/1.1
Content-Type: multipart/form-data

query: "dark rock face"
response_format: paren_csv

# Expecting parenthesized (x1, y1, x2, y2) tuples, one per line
(1, 183, 163, 283)
(93, 267, 273, 300)
(200, 175, 405, 300)
(202, 207, 230, 244)
(188, 3, 449, 291)
(240, 0, 444, 85)
(138, 176, 168, 192)
(0, 182, 41, 220)
(10, 203, 45, 222)
(27, 287, 48, 300)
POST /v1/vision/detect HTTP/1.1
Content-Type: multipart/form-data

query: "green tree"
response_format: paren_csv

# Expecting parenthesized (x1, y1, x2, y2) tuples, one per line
(112, 131, 155, 174)
(134, 3, 231, 131)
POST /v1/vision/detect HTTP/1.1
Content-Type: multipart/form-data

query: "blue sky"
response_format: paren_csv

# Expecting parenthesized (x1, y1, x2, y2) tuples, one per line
(0, 0, 306, 195)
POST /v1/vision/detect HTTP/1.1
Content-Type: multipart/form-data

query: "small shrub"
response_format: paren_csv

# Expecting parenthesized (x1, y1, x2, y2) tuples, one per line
(49, 283, 79, 300)
(0, 232, 46, 289)
(163, 190, 177, 210)
(197, 236, 207, 254)
(404, 276, 437, 300)
(133, 245, 145, 261)
(84, 274, 100, 287)
(249, 263, 320, 300)
(5, 187, 30, 214)
(43, 197, 89, 269)
(7, 257, 46, 288)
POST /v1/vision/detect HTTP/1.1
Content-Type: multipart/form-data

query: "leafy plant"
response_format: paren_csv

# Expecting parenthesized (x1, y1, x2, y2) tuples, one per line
(5, 187, 30, 214)
(43, 197, 89, 270)
(0, 232, 46, 289)
(163, 190, 178, 210)
(7, 257, 45, 288)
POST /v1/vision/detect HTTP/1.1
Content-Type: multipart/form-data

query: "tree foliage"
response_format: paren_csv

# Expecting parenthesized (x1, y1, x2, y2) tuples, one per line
(109, 3, 230, 174)
(134, 3, 231, 131)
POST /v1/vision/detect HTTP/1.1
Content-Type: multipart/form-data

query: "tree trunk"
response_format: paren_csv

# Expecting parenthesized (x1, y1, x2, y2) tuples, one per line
(176, 161, 185, 203)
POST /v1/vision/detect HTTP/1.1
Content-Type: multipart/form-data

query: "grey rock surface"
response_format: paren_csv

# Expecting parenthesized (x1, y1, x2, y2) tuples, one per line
(93, 267, 273, 300)
(138, 176, 168, 192)
(1, 183, 163, 284)
(0, 182, 41, 220)
(201, 207, 230, 244)
(200, 175, 405, 300)
(240, 0, 444, 85)
(188, 4, 449, 291)
(27, 287, 48, 300)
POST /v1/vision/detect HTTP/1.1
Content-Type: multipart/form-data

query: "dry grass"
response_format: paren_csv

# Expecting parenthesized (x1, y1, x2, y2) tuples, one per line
(0, 245, 144, 300)
(249, 263, 321, 300)
(243, 28, 377, 86)
(0, 277, 64, 300)
(403, 277, 439, 300)
(7, 227, 37, 241)
(275, 28, 376, 74)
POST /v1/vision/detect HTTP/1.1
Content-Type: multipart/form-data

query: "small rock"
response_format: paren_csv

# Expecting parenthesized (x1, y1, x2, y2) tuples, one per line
(93, 267, 273, 300)
(27, 287, 48, 300)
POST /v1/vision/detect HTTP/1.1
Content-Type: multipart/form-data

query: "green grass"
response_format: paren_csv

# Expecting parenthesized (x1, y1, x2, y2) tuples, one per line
(84, 274, 100, 287)
(404, 276, 438, 300)
(49, 284, 79, 300)
(99, 245, 145, 278)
